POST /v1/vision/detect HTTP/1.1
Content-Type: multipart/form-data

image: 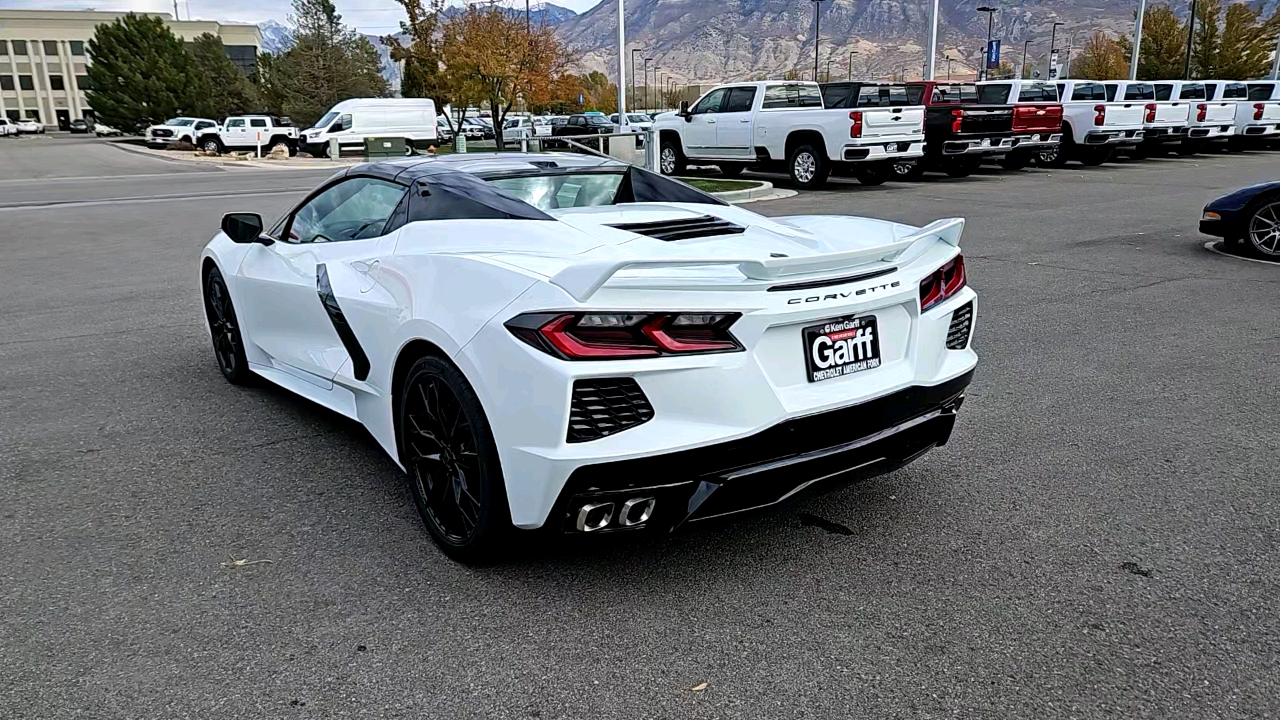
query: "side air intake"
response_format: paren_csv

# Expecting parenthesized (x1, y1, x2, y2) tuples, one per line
(607, 215, 746, 242)
(567, 378, 654, 443)
(946, 302, 974, 350)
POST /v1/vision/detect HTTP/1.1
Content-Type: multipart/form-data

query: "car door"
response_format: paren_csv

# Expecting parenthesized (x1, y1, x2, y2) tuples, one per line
(236, 175, 409, 386)
(716, 86, 757, 157)
(686, 88, 726, 153)
(223, 118, 246, 146)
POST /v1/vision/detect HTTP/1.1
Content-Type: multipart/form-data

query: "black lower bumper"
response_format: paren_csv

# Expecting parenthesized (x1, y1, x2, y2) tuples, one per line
(552, 370, 975, 534)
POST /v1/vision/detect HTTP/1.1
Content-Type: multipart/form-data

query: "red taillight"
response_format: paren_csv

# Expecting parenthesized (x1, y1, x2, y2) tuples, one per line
(950, 108, 963, 133)
(506, 312, 743, 360)
(1254, 103, 1265, 121)
(849, 111, 863, 138)
(1145, 103, 1157, 123)
(920, 255, 967, 312)
(1196, 103, 1207, 122)
(1094, 104, 1106, 126)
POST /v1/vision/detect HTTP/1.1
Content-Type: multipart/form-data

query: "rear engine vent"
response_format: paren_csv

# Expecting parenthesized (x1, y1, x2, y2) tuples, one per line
(608, 215, 746, 242)
(946, 302, 974, 350)
(568, 378, 655, 443)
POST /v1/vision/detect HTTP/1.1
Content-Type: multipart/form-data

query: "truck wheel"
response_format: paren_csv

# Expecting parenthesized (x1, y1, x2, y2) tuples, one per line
(659, 139, 686, 175)
(788, 144, 829, 189)
(717, 163, 745, 178)
(891, 160, 924, 181)
(943, 159, 976, 178)
(854, 162, 891, 186)
(1078, 146, 1112, 166)
(1176, 140, 1202, 156)
(998, 152, 1027, 171)
(201, 137, 223, 154)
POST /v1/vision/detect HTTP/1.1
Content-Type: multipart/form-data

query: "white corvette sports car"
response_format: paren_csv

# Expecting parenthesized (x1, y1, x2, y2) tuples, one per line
(200, 153, 977, 561)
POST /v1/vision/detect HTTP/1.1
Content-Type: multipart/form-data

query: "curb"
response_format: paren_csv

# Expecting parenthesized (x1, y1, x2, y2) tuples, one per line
(711, 181, 797, 204)
(1202, 240, 1280, 265)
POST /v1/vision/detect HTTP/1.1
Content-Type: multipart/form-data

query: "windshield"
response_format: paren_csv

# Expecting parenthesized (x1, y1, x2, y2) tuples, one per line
(628, 114, 651, 123)
(486, 173, 624, 210)
(165, 118, 194, 126)
(313, 112, 339, 129)
(585, 115, 611, 126)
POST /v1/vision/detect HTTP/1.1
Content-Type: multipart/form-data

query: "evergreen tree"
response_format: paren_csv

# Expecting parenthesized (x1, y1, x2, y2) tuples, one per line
(1215, 3, 1280, 79)
(1190, 0, 1224, 78)
(1118, 5, 1186, 80)
(188, 33, 258, 119)
(272, 0, 388, 127)
(84, 13, 195, 133)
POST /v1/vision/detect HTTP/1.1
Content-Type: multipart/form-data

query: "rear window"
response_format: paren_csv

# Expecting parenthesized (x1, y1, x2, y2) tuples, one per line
(1248, 83, 1276, 101)
(926, 84, 979, 104)
(761, 84, 823, 109)
(1180, 83, 1206, 100)
(855, 84, 910, 107)
(1017, 84, 1057, 102)
(1124, 84, 1155, 100)
(1154, 84, 1173, 101)
(1070, 83, 1106, 101)
(821, 83, 855, 108)
(1221, 83, 1247, 99)
(977, 84, 1011, 104)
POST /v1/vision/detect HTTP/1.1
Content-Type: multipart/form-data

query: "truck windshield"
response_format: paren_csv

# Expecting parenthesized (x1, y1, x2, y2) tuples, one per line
(313, 112, 339, 129)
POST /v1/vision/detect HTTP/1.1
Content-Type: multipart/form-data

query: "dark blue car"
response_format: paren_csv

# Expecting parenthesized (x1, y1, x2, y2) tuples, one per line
(1200, 180, 1280, 258)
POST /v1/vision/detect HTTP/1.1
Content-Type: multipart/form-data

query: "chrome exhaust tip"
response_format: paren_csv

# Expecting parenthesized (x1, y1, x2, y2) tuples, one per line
(575, 502, 615, 532)
(618, 497, 656, 526)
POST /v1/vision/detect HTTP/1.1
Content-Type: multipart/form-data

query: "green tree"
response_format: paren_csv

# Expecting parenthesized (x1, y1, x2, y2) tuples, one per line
(254, 52, 289, 117)
(271, 0, 388, 127)
(85, 13, 195, 133)
(1073, 31, 1128, 79)
(383, 0, 461, 138)
(1118, 4, 1187, 80)
(1215, 3, 1280, 79)
(1190, 0, 1224, 78)
(188, 33, 258, 119)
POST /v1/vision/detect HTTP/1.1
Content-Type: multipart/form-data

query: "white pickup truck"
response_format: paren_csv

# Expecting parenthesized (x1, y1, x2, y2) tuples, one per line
(1152, 81, 1234, 154)
(651, 80, 925, 189)
(1240, 81, 1280, 142)
(1046, 80, 1145, 166)
(1102, 81, 1188, 156)
(210, 115, 299, 155)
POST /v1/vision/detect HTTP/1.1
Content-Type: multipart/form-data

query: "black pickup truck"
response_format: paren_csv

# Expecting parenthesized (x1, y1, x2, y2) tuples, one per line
(895, 82, 1015, 179)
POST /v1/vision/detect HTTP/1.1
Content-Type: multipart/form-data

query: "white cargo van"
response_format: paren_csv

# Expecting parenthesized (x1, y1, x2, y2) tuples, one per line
(299, 98, 438, 157)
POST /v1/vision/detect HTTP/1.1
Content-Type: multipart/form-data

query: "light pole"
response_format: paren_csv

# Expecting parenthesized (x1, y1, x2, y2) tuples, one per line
(810, 0, 827, 82)
(848, 50, 857, 80)
(826, 57, 833, 83)
(945, 55, 953, 80)
(1047, 21, 1064, 78)
(659, 72, 666, 108)
(616, 0, 627, 127)
(643, 57, 652, 112)
(977, 6, 997, 81)
(925, 0, 940, 78)
(1271, 32, 1280, 79)
(1183, 0, 1198, 79)
(630, 48, 643, 115)
(1020, 39, 1031, 78)
(1129, 0, 1146, 80)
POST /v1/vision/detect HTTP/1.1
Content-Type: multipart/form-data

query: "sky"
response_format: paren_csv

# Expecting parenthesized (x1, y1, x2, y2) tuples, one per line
(0, 0, 600, 32)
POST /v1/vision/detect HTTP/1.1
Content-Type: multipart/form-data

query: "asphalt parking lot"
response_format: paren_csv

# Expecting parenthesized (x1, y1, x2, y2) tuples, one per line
(2, 135, 1279, 719)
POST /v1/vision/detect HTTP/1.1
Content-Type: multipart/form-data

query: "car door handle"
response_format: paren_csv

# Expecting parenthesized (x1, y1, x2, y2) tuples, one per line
(705, 118, 716, 123)
(739, 118, 751, 123)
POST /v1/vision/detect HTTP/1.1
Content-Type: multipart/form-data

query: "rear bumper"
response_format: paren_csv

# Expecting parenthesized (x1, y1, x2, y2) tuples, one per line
(1188, 125, 1234, 139)
(940, 136, 1015, 155)
(549, 369, 975, 534)
(1085, 129, 1144, 145)
(1240, 123, 1280, 137)
(1142, 125, 1189, 142)
(1009, 132, 1061, 149)
(840, 139, 926, 162)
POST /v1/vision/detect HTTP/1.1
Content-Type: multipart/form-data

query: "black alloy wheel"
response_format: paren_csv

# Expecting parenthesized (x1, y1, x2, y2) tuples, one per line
(400, 356, 509, 562)
(1246, 200, 1280, 258)
(203, 267, 252, 385)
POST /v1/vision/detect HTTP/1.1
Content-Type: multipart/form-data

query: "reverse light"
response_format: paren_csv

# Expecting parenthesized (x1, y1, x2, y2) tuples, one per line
(506, 312, 743, 360)
(919, 255, 967, 312)
(950, 108, 964, 133)
(1094, 104, 1106, 126)
(1254, 103, 1266, 121)
(849, 111, 863, 138)
(1196, 103, 1207, 122)
(1145, 103, 1157, 123)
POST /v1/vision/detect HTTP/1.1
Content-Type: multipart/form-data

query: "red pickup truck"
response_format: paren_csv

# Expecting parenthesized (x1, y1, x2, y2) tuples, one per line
(976, 80, 1064, 170)
(896, 82, 1016, 179)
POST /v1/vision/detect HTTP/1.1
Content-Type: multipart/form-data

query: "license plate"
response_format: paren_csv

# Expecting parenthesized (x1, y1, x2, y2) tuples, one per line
(802, 315, 881, 383)
(980, 137, 991, 147)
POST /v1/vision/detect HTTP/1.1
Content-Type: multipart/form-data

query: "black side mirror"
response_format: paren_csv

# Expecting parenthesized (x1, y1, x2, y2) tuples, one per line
(222, 213, 267, 244)
(679, 100, 690, 120)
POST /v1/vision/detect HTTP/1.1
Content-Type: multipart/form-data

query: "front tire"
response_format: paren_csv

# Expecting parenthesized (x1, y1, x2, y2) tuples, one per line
(400, 356, 511, 563)
(203, 267, 252, 385)
(1245, 199, 1280, 259)
(659, 138, 686, 176)
(788, 143, 829, 189)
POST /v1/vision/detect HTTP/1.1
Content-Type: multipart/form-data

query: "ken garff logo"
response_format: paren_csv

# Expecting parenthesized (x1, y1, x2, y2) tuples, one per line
(787, 280, 901, 305)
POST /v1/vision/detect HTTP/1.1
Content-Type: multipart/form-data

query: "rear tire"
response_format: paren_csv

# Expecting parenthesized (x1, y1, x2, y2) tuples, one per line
(201, 137, 223, 154)
(1078, 146, 1112, 166)
(717, 163, 745, 178)
(998, 152, 1028, 171)
(1176, 140, 1202, 156)
(943, 159, 976, 178)
(787, 143, 829, 189)
(854, 162, 891, 186)
(1038, 139, 1069, 167)
(399, 355, 511, 564)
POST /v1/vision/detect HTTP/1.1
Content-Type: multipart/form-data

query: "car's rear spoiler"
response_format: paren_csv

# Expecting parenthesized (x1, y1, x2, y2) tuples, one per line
(550, 218, 964, 301)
